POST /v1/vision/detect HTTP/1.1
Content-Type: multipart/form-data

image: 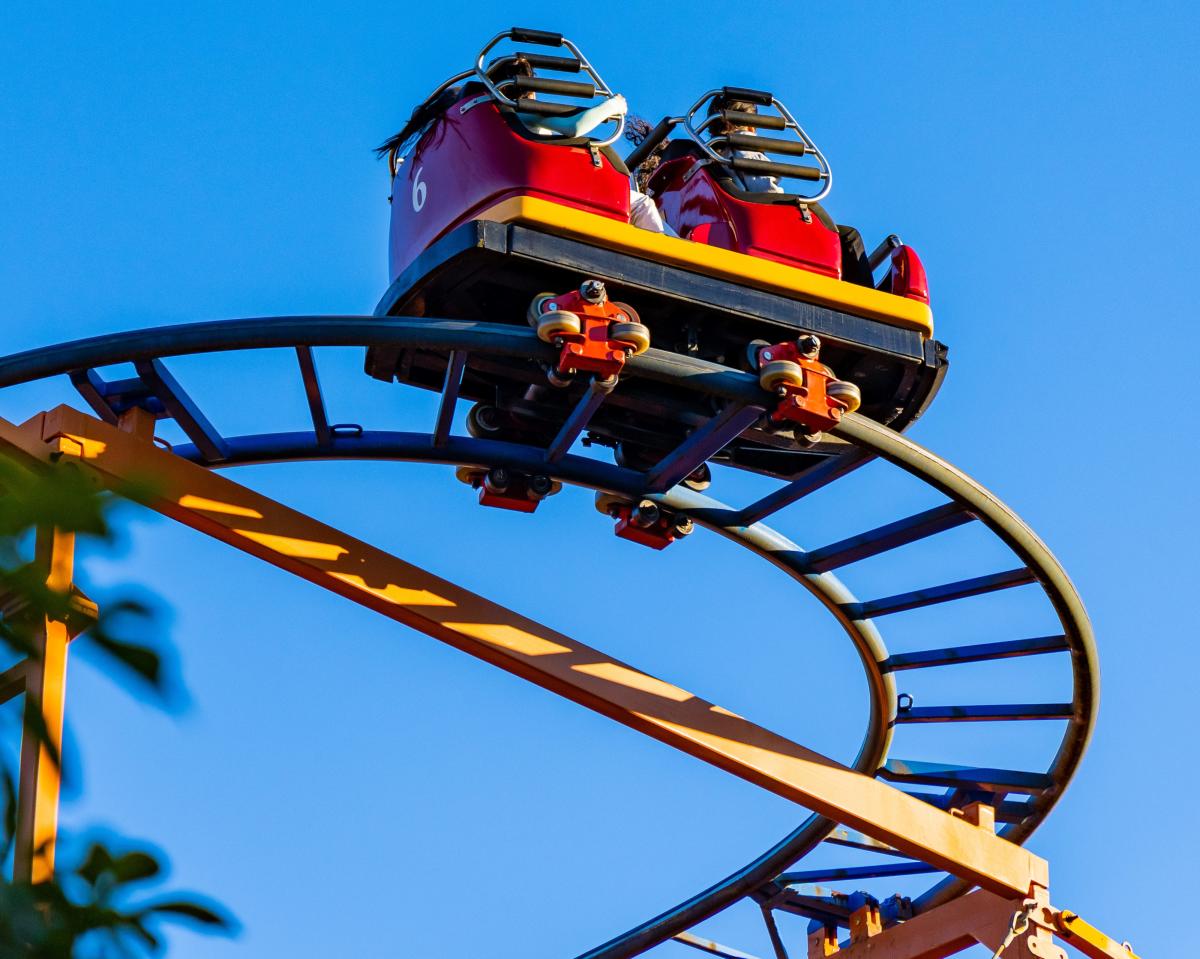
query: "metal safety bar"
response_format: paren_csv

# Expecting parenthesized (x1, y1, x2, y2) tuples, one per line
(682, 87, 833, 202)
(473, 27, 625, 146)
(386, 26, 625, 175)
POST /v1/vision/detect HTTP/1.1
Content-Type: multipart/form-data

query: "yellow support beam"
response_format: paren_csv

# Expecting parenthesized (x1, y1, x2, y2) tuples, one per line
(1054, 911, 1140, 959)
(13, 525, 74, 884)
(0, 406, 1046, 899)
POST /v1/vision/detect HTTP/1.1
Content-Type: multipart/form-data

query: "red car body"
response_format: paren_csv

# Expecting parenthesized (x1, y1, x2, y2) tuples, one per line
(388, 89, 630, 282)
(647, 154, 844, 278)
(646, 149, 930, 304)
(387, 91, 929, 307)
(885, 244, 930, 304)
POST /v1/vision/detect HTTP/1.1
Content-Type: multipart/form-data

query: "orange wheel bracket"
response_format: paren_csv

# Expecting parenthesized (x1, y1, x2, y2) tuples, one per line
(757, 335, 849, 435)
(596, 493, 693, 550)
(533, 281, 650, 383)
(455, 465, 559, 513)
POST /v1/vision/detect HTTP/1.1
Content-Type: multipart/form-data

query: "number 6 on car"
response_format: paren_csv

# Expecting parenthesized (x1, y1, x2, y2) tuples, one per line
(411, 167, 427, 212)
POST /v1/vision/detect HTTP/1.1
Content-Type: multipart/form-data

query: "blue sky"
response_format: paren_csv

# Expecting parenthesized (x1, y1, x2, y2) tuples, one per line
(1, 3, 1196, 957)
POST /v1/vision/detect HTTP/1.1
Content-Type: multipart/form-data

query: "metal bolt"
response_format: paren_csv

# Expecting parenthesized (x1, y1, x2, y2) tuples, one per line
(673, 514, 694, 537)
(763, 350, 773, 361)
(798, 334, 821, 357)
(580, 279, 607, 304)
(528, 474, 552, 498)
(546, 302, 558, 311)
(615, 312, 628, 322)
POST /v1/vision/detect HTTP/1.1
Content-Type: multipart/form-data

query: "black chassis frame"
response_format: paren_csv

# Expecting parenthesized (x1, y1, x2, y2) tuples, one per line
(367, 220, 948, 480)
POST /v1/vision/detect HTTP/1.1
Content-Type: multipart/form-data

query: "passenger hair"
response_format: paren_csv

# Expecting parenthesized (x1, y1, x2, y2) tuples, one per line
(373, 55, 538, 158)
(708, 97, 756, 136)
(625, 115, 653, 146)
(708, 97, 757, 115)
(487, 54, 534, 82)
(488, 54, 536, 99)
(374, 85, 464, 157)
(626, 115, 667, 192)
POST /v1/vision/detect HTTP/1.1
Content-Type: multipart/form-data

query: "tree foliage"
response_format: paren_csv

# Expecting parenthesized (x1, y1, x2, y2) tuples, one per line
(0, 457, 234, 956)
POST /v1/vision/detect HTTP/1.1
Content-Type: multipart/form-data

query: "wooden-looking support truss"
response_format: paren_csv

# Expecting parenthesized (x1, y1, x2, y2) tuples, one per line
(0, 405, 1048, 900)
(0, 406, 1148, 956)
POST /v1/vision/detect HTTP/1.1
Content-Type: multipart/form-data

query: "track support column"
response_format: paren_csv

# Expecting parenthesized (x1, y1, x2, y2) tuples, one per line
(13, 525, 75, 884)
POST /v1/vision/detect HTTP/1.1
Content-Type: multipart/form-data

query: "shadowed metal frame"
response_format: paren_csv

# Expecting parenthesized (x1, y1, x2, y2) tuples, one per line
(0, 318, 1097, 958)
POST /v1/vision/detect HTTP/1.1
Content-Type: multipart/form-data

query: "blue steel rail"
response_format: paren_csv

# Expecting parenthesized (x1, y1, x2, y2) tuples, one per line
(0, 318, 1097, 959)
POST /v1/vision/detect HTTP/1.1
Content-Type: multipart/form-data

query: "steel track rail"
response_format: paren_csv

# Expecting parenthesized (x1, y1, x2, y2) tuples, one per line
(0, 318, 1098, 958)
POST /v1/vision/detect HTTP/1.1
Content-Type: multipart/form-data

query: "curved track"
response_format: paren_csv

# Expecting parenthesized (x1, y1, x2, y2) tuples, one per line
(0, 318, 1097, 957)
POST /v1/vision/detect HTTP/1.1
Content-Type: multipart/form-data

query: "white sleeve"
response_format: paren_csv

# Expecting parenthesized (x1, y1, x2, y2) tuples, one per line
(629, 188, 677, 235)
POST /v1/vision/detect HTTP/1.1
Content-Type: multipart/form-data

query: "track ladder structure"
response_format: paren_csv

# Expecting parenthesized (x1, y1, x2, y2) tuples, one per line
(0, 316, 1138, 959)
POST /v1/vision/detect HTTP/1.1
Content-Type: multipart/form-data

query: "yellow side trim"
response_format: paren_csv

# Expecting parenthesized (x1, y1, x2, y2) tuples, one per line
(477, 196, 934, 336)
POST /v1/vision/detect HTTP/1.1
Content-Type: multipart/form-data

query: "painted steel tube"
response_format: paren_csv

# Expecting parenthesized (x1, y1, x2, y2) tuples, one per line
(831, 413, 1098, 914)
(0, 320, 1098, 954)
(0, 316, 768, 407)
(0, 317, 555, 388)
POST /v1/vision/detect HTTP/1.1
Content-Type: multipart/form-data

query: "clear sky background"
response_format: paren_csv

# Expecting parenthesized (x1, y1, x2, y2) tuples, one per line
(1, 3, 1196, 957)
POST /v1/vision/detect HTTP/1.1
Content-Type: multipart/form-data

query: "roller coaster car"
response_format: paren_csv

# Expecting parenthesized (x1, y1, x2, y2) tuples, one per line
(638, 87, 930, 302)
(367, 30, 948, 485)
(381, 28, 631, 282)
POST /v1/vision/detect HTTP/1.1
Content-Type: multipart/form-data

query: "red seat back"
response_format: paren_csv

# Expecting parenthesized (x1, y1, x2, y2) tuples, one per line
(648, 154, 842, 278)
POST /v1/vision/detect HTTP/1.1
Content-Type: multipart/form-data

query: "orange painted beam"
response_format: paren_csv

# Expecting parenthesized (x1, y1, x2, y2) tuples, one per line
(13, 525, 74, 883)
(0, 661, 31, 705)
(0, 407, 1048, 898)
